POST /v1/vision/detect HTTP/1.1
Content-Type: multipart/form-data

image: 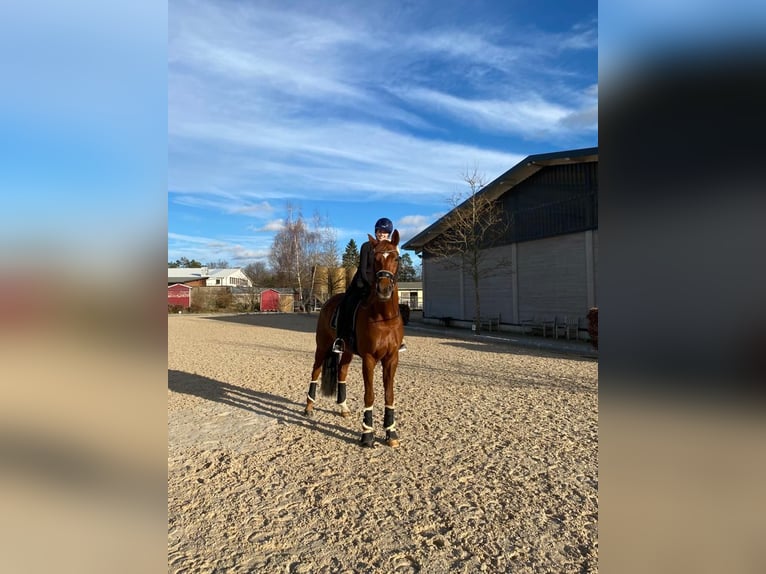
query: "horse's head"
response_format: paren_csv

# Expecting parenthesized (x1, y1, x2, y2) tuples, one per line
(368, 229, 400, 301)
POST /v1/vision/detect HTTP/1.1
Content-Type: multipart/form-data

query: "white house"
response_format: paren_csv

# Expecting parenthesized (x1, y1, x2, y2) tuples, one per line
(167, 267, 208, 286)
(205, 268, 253, 288)
(167, 267, 253, 288)
(398, 281, 424, 310)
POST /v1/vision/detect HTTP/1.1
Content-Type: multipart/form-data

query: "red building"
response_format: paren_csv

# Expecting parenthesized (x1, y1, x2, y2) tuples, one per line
(168, 283, 192, 308)
(260, 288, 280, 312)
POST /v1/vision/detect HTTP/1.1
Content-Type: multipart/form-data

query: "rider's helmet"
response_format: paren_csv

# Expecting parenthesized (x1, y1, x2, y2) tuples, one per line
(374, 217, 394, 235)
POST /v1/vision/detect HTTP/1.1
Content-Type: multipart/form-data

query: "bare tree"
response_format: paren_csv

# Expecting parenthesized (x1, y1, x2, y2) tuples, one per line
(424, 168, 509, 332)
(206, 259, 230, 269)
(306, 211, 338, 308)
(243, 261, 269, 285)
(270, 203, 308, 289)
(269, 204, 338, 309)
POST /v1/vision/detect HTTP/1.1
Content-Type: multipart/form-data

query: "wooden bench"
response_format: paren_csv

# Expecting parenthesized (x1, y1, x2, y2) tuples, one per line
(558, 316, 580, 340)
(521, 317, 544, 336)
(522, 316, 566, 338)
(523, 316, 582, 339)
(478, 314, 501, 331)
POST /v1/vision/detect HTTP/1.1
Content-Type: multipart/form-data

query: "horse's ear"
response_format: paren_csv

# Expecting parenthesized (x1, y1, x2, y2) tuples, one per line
(391, 229, 399, 246)
(368, 233, 376, 244)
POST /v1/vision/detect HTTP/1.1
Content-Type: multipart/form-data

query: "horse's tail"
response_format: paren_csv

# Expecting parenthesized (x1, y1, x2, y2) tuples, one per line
(320, 351, 338, 397)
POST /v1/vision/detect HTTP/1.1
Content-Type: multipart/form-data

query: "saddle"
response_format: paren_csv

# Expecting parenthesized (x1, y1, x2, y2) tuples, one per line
(331, 298, 363, 354)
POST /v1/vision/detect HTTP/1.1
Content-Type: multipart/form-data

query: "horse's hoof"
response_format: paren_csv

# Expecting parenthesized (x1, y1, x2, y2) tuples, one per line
(386, 438, 400, 448)
(340, 410, 351, 418)
(360, 433, 375, 448)
(303, 408, 314, 417)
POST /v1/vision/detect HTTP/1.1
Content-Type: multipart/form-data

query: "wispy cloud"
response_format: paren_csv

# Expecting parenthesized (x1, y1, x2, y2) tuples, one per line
(396, 213, 447, 243)
(168, 231, 271, 264)
(393, 87, 586, 139)
(171, 192, 278, 218)
(170, 116, 526, 201)
(168, 0, 597, 265)
(257, 220, 285, 232)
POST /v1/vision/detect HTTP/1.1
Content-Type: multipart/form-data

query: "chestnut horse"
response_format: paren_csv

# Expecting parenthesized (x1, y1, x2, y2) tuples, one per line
(303, 230, 404, 448)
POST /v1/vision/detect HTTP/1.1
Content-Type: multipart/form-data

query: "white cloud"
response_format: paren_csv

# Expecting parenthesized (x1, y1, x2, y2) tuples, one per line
(259, 219, 285, 232)
(169, 0, 597, 263)
(168, 231, 272, 265)
(168, 232, 213, 244)
(170, 114, 525, 203)
(395, 213, 447, 244)
(393, 86, 597, 140)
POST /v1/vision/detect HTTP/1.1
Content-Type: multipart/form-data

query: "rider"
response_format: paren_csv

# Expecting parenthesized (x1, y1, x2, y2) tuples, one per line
(332, 217, 407, 354)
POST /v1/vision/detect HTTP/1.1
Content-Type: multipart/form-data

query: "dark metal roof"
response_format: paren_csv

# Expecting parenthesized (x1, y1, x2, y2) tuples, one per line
(402, 146, 598, 252)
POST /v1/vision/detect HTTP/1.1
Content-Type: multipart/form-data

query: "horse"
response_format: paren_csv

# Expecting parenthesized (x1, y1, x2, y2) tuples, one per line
(303, 229, 404, 448)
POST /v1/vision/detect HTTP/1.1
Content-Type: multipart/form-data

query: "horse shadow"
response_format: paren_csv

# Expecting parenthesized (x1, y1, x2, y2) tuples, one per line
(438, 339, 599, 363)
(167, 370, 359, 446)
(204, 313, 317, 334)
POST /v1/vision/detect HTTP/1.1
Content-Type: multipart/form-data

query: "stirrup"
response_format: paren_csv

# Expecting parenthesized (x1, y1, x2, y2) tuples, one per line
(332, 338, 344, 354)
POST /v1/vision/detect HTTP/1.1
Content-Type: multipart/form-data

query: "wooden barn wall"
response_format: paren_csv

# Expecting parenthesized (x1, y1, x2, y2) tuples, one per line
(458, 245, 514, 322)
(498, 161, 597, 245)
(417, 160, 598, 326)
(516, 233, 589, 321)
(422, 256, 462, 318)
(422, 231, 596, 325)
(592, 229, 598, 307)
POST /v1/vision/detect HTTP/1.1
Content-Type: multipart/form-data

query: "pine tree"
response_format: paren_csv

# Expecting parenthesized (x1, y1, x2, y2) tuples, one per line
(341, 239, 359, 269)
(398, 253, 419, 281)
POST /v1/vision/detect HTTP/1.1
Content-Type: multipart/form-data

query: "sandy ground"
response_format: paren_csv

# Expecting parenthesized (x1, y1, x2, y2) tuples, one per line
(168, 313, 598, 573)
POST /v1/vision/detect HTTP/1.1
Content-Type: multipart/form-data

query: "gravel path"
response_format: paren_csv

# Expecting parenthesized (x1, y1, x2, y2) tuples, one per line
(168, 313, 598, 573)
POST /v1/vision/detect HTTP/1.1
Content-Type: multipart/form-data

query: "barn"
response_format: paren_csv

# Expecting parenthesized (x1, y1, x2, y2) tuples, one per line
(168, 283, 192, 309)
(402, 147, 597, 338)
(260, 289, 280, 312)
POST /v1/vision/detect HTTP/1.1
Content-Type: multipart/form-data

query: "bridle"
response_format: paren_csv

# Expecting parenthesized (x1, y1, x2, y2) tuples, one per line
(375, 268, 398, 283)
(368, 244, 401, 321)
(374, 248, 400, 284)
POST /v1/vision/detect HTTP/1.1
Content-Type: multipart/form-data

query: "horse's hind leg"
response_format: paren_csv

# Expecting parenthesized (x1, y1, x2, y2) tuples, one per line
(304, 347, 324, 417)
(336, 358, 352, 418)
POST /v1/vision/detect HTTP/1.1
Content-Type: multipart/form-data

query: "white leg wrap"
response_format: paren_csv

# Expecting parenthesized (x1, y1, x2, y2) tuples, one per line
(362, 406, 374, 431)
(337, 400, 348, 410)
(307, 380, 319, 403)
(384, 405, 395, 431)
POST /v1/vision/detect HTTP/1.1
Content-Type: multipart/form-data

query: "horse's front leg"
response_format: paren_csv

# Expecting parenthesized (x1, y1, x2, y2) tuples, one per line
(359, 355, 377, 447)
(381, 354, 400, 448)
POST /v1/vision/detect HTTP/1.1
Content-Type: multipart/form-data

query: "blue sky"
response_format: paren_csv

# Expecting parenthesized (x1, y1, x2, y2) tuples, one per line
(170, 0, 599, 266)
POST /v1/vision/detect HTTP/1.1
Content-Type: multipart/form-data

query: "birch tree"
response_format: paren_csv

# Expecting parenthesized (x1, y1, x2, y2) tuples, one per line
(269, 204, 338, 309)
